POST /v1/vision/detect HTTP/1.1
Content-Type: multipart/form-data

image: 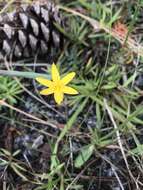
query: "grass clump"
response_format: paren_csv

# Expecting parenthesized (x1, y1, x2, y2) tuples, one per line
(0, 76, 22, 105)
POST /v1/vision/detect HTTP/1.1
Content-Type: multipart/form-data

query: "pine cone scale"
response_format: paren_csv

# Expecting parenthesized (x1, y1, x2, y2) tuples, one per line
(30, 18, 39, 36)
(18, 30, 27, 48)
(19, 13, 28, 29)
(0, 0, 63, 61)
(40, 22, 50, 42)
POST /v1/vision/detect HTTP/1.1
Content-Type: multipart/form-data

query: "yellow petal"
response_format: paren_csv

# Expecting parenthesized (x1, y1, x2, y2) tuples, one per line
(40, 88, 54, 95)
(61, 72, 76, 85)
(63, 86, 78, 94)
(52, 63, 60, 82)
(54, 92, 63, 105)
(36, 77, 53, 87)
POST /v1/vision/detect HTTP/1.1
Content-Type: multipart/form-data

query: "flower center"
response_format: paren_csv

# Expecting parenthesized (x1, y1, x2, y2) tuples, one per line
(54, 81, 63, 92)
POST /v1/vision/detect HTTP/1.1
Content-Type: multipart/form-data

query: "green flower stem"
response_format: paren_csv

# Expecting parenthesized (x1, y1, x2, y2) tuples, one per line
(51, 98, 88, 170)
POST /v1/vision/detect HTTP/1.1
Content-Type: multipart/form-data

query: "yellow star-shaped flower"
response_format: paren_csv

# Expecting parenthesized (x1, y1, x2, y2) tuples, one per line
(36, 64, 78, 105)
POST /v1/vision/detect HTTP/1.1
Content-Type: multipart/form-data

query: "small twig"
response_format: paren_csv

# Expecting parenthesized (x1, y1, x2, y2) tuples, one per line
(0, 0, 15, 14)
(98, 152, 125, 190)
(104, 99, 140, 190)
(66, 159, 96, 190)
(0, 100, 58, 129)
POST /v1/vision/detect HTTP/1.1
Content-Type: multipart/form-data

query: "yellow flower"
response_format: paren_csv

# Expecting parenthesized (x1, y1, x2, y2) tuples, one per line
(36, 64, 78, 105)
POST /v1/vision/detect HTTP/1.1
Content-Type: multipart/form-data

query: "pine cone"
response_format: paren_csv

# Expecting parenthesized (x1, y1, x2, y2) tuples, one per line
(0, 0, 63, 61)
